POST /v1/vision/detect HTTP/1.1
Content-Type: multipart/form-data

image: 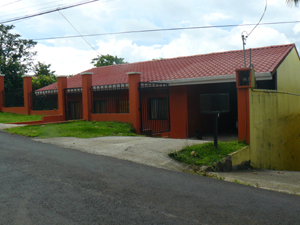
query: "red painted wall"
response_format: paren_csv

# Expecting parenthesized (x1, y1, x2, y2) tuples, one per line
(90, 113, 130, 123)
(2, 107, 28, 114)
(162, 86, 188, 139)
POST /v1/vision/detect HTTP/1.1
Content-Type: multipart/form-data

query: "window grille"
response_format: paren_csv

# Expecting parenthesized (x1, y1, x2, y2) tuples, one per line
(149, 98, 167, 120)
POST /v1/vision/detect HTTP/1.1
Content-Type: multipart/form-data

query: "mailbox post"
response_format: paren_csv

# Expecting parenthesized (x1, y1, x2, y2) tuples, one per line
(200, 93, 230, 149)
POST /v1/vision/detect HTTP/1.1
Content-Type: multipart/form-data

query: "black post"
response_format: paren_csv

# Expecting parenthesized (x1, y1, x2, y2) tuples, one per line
(214, 113, 218, 149)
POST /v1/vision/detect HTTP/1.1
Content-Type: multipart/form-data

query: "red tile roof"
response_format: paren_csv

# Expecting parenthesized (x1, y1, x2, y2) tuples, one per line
(38, 44, 296, 91)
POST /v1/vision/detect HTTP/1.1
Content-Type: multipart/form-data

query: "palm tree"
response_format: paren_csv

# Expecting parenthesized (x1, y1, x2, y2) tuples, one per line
(286, 0, 299, 6)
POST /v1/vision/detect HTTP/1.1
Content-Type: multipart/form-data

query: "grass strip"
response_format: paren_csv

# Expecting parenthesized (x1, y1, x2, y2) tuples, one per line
(169, 141, 248, 167)
(5, 121, 138, 138)
(0, 112, 43, 123)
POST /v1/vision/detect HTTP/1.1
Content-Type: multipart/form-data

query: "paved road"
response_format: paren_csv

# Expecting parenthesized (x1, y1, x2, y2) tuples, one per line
(1, 131, 300, 225)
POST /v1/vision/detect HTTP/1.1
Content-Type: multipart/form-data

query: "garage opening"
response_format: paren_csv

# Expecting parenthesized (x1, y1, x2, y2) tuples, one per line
(187, 82, 238, 141)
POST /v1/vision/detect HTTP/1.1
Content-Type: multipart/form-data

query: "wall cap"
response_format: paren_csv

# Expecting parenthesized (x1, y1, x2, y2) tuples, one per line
(127, 72, 142, 75)
(0, 74, 5, 77)
(57, 75, 69, 78)
(80, 72, 94, 75)
(22, 75, 33, 78)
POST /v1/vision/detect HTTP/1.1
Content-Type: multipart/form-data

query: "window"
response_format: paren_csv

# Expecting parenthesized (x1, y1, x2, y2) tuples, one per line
(149, 98, 167, 120)
(117, 99, 129, 113)
(94, 100, 107, 113)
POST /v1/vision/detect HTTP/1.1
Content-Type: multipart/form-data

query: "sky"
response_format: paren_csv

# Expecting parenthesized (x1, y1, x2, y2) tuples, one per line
(1, 0, 300, 75)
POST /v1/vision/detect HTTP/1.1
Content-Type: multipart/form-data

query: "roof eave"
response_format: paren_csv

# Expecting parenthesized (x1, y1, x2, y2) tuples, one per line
(153, 72, 272, 86)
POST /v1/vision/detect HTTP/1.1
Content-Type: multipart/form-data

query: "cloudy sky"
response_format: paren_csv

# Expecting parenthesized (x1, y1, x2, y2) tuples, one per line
(1, 0, 300, 75)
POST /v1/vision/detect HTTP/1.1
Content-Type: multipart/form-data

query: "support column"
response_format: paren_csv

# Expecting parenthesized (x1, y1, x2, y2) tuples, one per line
(81, 72, 93, 121)
(22, 75, 32, 115)
(236, 68, 254, 145)
(57, 76, 68, 118)
(128, 72, 141, 134)
(237, 88, 250, 144)
(0, 74, 5, 112)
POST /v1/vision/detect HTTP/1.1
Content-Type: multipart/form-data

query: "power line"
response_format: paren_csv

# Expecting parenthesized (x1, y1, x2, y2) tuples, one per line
(58, 10, 100, 55)
(0, 0, 99, 24)
(0, 0, 21, 7)
(32, 20, 300, 41)
(248, 0, 268, 37)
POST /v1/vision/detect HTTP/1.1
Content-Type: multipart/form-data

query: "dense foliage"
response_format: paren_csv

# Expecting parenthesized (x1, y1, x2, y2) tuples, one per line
(91, 54, 127, 67)
(0, 24, 37, 90)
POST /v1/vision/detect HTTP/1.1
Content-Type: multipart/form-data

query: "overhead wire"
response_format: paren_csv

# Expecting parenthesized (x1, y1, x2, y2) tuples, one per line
(0, 0, 63, 17)
(31, 20, 300, 41)
(0, 0, 99, 24)
(241, 0, 268, 67)
(58, 10, 101, 55)
(0, 0, 21, 7)
(248, 0, 268, 37)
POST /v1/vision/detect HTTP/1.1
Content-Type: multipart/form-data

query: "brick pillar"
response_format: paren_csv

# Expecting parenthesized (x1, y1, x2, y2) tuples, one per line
(128, 72, 141, 134)
(57, 76, 68, 118)
(22, 75, 32, 115)
(236, 68, 254, 144)
(81, 72, 93, 121)
(0, 74, 4, 112)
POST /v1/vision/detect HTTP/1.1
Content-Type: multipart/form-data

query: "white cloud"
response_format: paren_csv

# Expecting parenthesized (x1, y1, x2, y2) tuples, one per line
(1, 0, 299, 75)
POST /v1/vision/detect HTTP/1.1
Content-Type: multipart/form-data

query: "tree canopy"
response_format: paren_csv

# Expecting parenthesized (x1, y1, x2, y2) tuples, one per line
(32, 62, 57, 90)
(0, 24, 37, 90)
(91, 54, 127, 67)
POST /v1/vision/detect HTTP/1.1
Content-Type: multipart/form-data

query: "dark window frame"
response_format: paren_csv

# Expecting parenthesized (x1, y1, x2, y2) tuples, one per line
(117, 99, 129, 113)
(93, 100, 107, 114)
(149, 97, 168, 120)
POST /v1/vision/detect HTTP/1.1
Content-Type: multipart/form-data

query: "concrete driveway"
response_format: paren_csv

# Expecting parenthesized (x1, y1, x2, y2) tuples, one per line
(33, 136, 206, 171)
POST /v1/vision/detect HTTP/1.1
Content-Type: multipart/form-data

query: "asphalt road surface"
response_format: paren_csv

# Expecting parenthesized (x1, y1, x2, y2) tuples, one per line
(1, 131, 300, 225)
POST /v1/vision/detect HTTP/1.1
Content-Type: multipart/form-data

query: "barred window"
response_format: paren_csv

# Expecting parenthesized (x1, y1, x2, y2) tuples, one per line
(149, 98, 167, 120)
(117, 99, 129, 113)
(94, 100, 107, 113)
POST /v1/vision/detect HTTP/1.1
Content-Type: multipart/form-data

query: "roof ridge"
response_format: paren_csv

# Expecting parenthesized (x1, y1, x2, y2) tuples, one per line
(96, 43, 296, 67)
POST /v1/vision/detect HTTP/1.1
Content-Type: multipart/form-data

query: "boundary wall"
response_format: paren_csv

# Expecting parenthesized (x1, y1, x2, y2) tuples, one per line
(249, 89, 300, 171)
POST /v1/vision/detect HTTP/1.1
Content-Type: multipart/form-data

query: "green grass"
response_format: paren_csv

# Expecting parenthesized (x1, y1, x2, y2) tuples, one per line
(169, 141, 248, 167)
(0, 112, 43, 123)
(5, 121, 139, 138)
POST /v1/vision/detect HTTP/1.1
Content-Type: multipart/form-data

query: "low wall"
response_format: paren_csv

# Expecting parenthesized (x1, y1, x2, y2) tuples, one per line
(230, 146, 250, 166)
(90, 113, 130, 123)
(12, 115, 65, 125)
(2, 107, 28, 115)
(249, 89, 300, 171)
(30, 110, 60, 116)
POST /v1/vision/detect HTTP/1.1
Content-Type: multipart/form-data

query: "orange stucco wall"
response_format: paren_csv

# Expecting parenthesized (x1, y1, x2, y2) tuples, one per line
(90, 113, 130, 123)
(162, 86, 188, 139)
(2, 107, 28, 114)
(12, 115, 65, 125)
(30, 110, 60, 116)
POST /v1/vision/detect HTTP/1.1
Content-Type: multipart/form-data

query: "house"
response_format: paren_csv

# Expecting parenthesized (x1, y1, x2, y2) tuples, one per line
(1, 43, 300, 170)
(35, 43, 296, 140)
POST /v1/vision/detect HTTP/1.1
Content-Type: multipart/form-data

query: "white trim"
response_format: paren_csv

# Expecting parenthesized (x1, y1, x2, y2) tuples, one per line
(152, 72, 272, 86)
(0, 74, 5, 77)
(57, 75, 69, 78)
(127, 72, 142, 75)
(80, 72, 94, 75)
(22, 75, 33, 78)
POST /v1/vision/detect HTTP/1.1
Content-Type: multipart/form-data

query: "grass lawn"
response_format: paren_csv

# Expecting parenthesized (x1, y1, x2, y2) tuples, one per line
(5, 120, 139, 138)
(169, 141, 248, 167)
(0, 112, 43, 123)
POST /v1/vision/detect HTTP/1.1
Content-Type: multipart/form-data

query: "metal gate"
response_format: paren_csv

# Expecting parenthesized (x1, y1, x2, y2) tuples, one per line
(139, 82, 170, 135)
(65, 88, 82, 120)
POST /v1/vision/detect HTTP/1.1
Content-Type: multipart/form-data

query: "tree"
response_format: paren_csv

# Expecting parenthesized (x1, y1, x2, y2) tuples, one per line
(33, 61, 55, 76)
(91, 54, 127, 67)
(286, 0, 299, 6)
(32, 62, 57, 90)
(0, 24, 37, 90)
